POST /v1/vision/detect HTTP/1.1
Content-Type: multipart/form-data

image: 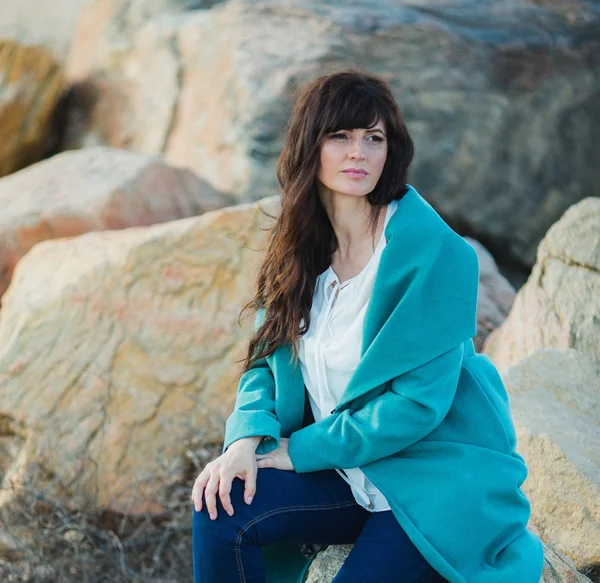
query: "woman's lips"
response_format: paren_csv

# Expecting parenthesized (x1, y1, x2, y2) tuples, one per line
(342, 170, 368, 179)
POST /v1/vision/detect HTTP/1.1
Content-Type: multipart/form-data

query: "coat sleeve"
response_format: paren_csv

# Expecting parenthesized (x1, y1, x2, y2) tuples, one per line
(287, 343, 464, 472)
(222, 310, 281, 455)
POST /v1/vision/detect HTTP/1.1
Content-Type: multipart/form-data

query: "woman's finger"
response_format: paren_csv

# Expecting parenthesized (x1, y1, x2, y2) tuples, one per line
(204, 471, 220, 520)
(219, 474, 235, 516)
(192, 470, 210, 512)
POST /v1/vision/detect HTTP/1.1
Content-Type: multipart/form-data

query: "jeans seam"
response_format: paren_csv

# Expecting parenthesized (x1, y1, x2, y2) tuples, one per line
(235, 500, 357, 583)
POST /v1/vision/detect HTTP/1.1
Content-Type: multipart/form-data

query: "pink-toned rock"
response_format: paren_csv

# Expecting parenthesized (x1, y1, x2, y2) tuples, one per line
(0, 146, 230, 297)
(67, 0, 186, 79)
(0, 196, 280, 516)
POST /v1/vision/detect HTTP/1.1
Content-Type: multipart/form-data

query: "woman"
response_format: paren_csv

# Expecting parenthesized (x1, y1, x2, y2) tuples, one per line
(191, 69, 545, 583)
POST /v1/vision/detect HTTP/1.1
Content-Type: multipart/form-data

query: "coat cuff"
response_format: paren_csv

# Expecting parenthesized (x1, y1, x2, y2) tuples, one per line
(222, 410, 280, 454)
(288, 424, 329, 473)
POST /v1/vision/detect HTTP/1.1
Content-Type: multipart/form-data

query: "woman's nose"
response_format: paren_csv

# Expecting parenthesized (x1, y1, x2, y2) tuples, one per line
(348, 139, 366, 159)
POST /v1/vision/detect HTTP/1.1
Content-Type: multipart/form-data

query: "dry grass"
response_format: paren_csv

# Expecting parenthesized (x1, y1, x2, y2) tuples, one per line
(0, 441, 222, 583)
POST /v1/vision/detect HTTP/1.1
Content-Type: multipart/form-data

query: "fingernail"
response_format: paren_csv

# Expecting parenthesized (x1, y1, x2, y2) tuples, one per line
(210, 513, 216, 520)
(245, 495, 253, 504)
(227, 509, 233, 516)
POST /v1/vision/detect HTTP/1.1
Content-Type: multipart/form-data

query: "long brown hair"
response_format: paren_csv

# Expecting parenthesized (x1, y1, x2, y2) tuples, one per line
(235, 68, 414, 379)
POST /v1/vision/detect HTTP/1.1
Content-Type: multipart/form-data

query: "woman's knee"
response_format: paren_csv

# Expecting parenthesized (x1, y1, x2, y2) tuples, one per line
(192, 505, 249, 556)
(192, 475, 261, 544)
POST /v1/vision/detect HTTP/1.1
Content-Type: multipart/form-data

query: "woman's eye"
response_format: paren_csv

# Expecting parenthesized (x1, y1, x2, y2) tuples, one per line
(329, 133, 384, 142)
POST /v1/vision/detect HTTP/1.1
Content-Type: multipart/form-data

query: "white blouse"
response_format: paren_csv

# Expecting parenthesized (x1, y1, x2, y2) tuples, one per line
(297, 199, 399, 512)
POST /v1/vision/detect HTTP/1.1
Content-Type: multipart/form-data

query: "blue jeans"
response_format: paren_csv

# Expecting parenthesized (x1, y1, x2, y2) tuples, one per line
(192, 467, 447, 582)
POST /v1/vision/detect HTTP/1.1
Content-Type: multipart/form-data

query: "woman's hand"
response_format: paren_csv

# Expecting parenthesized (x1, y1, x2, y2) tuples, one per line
(191, 437, 259, 520)
(255, 437, 294, 471)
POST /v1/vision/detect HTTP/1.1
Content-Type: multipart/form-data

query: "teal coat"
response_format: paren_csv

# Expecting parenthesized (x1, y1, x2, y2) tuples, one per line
(223, 185, 545, 583)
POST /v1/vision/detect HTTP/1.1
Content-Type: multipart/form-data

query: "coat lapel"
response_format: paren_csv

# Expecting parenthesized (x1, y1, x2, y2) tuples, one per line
(332, 186, 479, 412)
(269, 185, 479, 429)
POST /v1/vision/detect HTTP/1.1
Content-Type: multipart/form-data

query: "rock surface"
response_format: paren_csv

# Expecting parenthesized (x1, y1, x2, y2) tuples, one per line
(0, 0, 88, 60)
(484, 197, 600, 372)
(502, 348, 600, 573)
(0, 0, 191, 61)
(0, 146, 229, 298)
(465, 237, 516, 351)
(67, 0, 188, 78)
(62, 0, 600, 267)
(540, 543, 595, 583)
(0, 196, 280, 515)
(0, 40, 64, 177)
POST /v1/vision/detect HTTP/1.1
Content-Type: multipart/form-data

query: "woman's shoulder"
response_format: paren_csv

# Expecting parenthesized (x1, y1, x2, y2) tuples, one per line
(391, 186, 476, 260)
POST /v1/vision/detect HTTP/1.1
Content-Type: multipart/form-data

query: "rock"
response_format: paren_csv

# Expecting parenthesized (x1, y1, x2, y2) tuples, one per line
(0, 0, 88, 61)
(305, 545, 353, 583)
(186, 0, 224, 8)
(0, 196, 281, 516)
(541, 543, 595, 582)
(0, 146, 230, 298)
(483, 197, 600, 372)
(501, 348, 600, 573)
(303, 540, 593, 582)
(62, 0, 600, 268)
(67, 0, 188, 79)
(465, 237, 516, 351)
(0, 40, 64, 178)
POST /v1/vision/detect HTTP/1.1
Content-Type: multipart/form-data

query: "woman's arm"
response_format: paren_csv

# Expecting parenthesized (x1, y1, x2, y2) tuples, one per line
(222, 310, 281, 455)
(287, 343, 464, 471)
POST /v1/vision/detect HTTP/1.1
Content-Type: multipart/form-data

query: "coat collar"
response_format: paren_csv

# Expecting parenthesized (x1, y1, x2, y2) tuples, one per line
(268, 184, 479, 426)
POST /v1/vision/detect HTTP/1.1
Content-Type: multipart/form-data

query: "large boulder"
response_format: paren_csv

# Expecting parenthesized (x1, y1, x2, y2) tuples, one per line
(0, 146, 230, 298)
(483, 198, 600, 570)
(0, 196, 280, 516)
(62, 0, 600, 267)
(0, 41, 64, 177)
(502, 348, 600, 572)
(0, 0, 88, 60)
(304, 540, 593, 582)
(484, 197, 600, 372)
(0, 0, 192, 61)
(67, 0, 189, 77)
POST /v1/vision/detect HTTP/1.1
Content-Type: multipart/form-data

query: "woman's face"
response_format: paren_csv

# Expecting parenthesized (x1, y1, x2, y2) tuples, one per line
(317, 118, 388, 200)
